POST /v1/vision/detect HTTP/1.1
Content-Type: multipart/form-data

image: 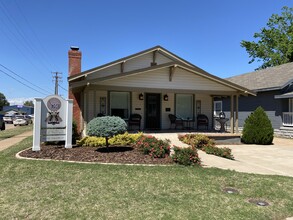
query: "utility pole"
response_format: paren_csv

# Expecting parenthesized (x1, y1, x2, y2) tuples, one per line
(52, 72, 62, 95)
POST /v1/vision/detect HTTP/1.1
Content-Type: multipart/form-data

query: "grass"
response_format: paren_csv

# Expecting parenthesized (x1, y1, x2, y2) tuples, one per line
(0, 137, 293, 220)
(0, 124, 33, 140)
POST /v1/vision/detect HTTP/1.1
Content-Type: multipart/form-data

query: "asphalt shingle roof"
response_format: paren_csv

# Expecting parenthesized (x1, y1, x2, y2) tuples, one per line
(226, 62, 293, 91)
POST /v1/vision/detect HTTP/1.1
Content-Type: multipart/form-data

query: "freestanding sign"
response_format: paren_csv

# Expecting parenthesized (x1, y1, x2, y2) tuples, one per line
(32, 95, 73, 151)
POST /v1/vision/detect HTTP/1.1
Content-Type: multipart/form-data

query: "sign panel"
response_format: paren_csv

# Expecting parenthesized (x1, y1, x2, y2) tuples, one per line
(32, 95, 73, 151)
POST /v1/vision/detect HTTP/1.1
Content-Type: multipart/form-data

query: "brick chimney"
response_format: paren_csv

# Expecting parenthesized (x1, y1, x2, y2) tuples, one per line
(68, 46, 81, 76)
(68, 46, 82, 134)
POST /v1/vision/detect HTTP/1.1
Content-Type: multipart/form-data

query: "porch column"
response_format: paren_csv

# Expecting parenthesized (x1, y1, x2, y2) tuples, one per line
(235, 95, 239, 133)
(230, 95, 234, 133)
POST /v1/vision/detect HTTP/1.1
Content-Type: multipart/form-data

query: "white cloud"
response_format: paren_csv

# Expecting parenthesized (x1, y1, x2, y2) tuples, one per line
(8, 97, 34, 106)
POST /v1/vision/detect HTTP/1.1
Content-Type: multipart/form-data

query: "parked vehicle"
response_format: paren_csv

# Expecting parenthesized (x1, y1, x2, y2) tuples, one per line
(13, 115, 29, 126)
(3, 115, 15, 124)
(0, 115, 5, 130)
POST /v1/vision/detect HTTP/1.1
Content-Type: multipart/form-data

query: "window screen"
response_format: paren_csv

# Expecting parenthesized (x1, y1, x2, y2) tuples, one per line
(176, 94, 193, 119)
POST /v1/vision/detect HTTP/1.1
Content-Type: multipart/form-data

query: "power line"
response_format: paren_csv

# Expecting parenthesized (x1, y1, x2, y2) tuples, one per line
(0, 69, 49, 96)
(58, 83, 68, 92)
(0, 64, 53, 94)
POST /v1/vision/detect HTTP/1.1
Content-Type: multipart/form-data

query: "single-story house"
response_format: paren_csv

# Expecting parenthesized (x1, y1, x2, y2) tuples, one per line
(3, 105, 34, 115)
(223, 62, 293, 138)
(68, 46, 254, 134)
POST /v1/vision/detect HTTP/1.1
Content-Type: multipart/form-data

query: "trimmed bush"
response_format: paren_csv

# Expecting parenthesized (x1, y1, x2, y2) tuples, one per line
(203, 146, 234, 160)
(172, 146, 201, 166)
(87, 116, 127, 148)
(178, 134, 215, 149)
(241, 106, 274, 145)
(77, 132, 143, 147)
(135, 135, 171, 158)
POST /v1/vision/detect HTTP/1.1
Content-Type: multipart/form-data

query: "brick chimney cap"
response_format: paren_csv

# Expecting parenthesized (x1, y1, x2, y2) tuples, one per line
(70, 46, 79, 51)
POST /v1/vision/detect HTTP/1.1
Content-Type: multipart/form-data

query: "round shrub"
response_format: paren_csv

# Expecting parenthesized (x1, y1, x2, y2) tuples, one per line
(172, 146, 201, 166)
(241, 106, 274, 145)
(135, 135, 171, 158)
(87, 116, 127, 148)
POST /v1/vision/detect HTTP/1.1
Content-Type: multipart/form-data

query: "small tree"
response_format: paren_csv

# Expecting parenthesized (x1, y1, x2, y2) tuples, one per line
(0, 92, 9, 111)
(242, 106, 274, 145)
(87, 116, 127, 149)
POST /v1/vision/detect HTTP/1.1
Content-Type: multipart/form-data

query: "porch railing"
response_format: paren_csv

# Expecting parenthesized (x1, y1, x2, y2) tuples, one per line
(283, 112, 293, 127)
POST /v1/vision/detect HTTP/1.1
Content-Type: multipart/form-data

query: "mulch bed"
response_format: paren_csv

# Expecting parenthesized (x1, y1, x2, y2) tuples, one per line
(19, 144, 174, 165)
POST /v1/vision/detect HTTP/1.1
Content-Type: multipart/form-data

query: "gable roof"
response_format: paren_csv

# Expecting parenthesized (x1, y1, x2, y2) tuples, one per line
(68, 45, 255, 96)
(68, 45, 195, 81)
(226, 62, 293, 92)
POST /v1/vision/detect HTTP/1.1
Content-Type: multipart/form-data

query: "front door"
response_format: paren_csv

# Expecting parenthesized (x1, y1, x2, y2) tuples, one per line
(145, 93, 161, 129)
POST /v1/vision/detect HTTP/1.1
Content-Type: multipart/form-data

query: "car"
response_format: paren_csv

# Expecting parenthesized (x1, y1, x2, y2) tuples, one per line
(3, 115, 15, 124)
(13, 115, 29, 126)
(0, 115, 5, 130)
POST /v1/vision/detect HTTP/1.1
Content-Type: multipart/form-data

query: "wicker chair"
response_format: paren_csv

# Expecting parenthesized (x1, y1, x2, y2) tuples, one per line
(168, 114, 184, 129)
(128, 114, 142, 131)
(197, 114, 209, 130)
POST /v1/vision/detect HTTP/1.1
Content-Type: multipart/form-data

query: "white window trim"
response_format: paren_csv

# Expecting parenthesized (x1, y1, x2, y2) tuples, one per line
(213, 101, 222, 117)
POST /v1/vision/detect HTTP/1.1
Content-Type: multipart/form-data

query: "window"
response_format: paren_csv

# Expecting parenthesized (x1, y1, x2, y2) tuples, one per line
(176, 94, 193, 119)
(214, 101, 222, 117)
(110, 92, 130, 119)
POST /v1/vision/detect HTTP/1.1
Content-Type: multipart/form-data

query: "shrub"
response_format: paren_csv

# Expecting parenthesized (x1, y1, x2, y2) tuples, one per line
(77, 132, 143, 147)
(87, 116, 127, 148)
(172, 146, 201, 166)
(109, 132, 143, 146)
(203, 146, 234, 160)
(241, 106, 274, 145)
(72, 120, 80, 144)
(77, 136, 106, 147)
(179, 134, 215, 149)
(135, 135, 171, 158)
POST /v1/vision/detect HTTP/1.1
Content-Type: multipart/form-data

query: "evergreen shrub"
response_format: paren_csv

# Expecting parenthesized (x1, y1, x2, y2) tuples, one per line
(241, 106, 274, 145)
(86, 116, 127, 148)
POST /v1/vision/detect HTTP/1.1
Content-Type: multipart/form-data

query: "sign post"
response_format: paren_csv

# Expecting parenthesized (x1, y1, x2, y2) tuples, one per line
(32, 95, 73, 151)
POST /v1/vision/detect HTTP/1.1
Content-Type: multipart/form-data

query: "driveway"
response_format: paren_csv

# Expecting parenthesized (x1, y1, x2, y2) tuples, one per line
(150, 133, 293, 177)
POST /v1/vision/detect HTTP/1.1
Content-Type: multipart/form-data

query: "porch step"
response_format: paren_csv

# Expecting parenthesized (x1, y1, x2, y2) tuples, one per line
(206, 134, 241, 145)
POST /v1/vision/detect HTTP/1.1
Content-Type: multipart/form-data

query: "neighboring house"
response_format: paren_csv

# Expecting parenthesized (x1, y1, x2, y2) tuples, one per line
(224, 62, 293, 138)
(3, 105, 34, 115)
(68, 46, 254, 134)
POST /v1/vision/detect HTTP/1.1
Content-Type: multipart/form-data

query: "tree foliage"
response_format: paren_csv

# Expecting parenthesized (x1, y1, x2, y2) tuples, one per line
(241, 106, 274, 145)
(0, 92, 9, 111)
(87, 116, 127, 148)
(24, 100, 34, 107)
(241, 6, 293, 70)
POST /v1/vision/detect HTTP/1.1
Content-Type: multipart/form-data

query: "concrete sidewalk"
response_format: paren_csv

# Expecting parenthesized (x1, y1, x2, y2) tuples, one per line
(0, 131, 33, 152)
(150, 132, 293, 177)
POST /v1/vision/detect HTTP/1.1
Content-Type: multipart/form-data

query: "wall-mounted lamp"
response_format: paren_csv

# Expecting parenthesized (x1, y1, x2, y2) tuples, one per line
(163, 94, 168, 101)
(139, 93, 144, 100)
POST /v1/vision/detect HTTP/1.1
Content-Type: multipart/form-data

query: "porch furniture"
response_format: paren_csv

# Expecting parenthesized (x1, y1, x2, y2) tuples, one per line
(128, 113, 142, 130)
(215, 118, 229, 132)
(169, 114, 184, 129)
(183, 118, 195, 130)
(197, 114, 209, 130)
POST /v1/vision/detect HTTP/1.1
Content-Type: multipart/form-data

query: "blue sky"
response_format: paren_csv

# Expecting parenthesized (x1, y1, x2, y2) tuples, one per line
(0, 0, 292, 105)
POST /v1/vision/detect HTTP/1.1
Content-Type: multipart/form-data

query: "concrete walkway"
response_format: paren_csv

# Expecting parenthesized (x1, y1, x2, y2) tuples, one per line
(150, 132, 293, 177)
(0, 131, 33, 152)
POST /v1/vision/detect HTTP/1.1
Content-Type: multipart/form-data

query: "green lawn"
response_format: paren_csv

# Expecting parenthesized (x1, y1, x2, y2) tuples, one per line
(0, 124, 33, 140)
(0, 137, 292, 220)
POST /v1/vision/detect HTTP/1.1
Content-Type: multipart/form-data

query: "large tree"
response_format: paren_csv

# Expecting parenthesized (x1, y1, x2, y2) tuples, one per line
(24, 100, 34, 107)
(241, 6, 293, 70)
(0, 92, 9, 111)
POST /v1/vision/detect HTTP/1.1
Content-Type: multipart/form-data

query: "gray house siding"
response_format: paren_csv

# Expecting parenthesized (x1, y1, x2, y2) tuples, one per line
(222, 91, 285, 129)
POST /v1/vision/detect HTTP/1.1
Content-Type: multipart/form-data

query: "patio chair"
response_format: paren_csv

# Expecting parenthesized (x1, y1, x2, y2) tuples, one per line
(197, 114, 209, 130)
(168, 114, 184, 129)
(128, 113, 142, 131)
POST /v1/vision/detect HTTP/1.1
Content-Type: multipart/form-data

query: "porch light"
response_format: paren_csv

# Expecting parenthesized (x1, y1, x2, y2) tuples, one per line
(163, 94, 168, 101)
(139, 93, 144, 100)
